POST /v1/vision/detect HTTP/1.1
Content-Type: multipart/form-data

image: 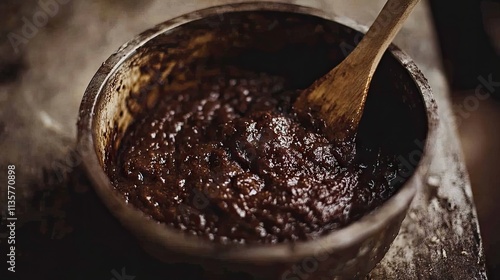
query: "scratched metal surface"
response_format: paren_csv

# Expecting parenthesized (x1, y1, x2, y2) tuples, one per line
(0, 0, 487, 279)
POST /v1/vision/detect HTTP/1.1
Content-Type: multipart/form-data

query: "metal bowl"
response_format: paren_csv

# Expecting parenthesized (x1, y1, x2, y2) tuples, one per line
(77, 2, 438, 279)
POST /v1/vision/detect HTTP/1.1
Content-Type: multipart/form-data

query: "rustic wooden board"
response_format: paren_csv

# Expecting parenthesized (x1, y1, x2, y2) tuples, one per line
(0, 0, 487, 279)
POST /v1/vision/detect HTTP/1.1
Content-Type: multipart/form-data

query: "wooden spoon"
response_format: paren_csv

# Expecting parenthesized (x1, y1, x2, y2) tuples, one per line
(294, 0, 420, 143)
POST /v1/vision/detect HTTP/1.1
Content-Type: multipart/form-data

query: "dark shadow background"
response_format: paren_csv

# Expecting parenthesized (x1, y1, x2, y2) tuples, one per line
(429, 0, 500, 278)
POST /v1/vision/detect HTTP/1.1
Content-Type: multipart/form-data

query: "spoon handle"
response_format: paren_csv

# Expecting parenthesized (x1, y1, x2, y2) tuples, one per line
(293, 0, 421, 143)
(349, 0, 420, 76)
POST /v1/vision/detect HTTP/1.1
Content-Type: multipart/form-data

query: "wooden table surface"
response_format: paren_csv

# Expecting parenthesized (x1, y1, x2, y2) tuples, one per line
(0, 0, 487, 279)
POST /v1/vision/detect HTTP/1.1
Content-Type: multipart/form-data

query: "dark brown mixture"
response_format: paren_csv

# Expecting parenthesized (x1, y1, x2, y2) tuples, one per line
(107, 67, 401, 244)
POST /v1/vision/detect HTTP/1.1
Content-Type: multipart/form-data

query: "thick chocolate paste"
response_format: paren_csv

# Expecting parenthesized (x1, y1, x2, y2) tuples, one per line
(107, 65, 401, 244)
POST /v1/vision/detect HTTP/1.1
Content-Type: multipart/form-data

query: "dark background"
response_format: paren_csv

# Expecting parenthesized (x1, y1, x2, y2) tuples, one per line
(429, 0, 500, 278)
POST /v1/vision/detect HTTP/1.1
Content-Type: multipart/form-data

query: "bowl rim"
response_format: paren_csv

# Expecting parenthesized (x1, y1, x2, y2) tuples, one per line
(77, 1, 439, 262)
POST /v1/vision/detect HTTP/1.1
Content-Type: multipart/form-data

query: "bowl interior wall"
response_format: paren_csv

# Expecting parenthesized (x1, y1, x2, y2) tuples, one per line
(95, 10, 428, 196)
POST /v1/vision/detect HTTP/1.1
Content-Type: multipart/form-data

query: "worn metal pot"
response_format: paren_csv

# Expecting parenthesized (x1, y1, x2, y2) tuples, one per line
(77, 2, 438, 279)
